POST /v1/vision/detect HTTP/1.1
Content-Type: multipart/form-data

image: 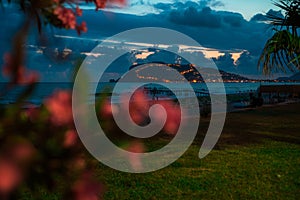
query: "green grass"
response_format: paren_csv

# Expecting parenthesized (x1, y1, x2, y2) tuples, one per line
(95, 103, 300, 200)
(17, 103, 300, 199)
(96, 141, 300, 200)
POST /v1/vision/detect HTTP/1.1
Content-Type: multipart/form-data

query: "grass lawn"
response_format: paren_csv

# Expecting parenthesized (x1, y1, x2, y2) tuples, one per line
(96, 103, 300, 200)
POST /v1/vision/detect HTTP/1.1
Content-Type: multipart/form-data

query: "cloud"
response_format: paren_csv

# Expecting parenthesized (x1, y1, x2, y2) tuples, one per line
(250, 9, 283, 22)
(213, 51, 263, 76)
(234, 51, 261, 75)
(154, 0, 224, 11)
(153, 1, 247, 29)
(221, 12, 245, 27)
(1, 2, 284, 81)
(170, 6, 222, 28)
(213, 53, 237, 73)
(209, 0, 224, 7)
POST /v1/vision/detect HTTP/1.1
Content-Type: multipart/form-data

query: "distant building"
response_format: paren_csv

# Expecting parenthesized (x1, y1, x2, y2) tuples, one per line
(258, 85, 300, 104)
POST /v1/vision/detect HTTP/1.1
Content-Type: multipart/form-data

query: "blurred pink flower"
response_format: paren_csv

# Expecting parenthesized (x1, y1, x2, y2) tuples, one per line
(73, 157, 87, 171)
(114, 0, 126, 5)
(76, 6, 83, 16)
(2, 53, 24, 84)
(0, 160, 22, 194)
(2, 53, 39, 84)
(53, 6, 77, 29)
(10, 142, 35, 163)
(25, 71, 39, 84)
(131, 90, 149, 109)
(124, 90, 150, 125)
(119, 90, 182, 134)
(126, 141, 144, 171)
(72, 171, 103, 200)
(159, 101, 181, 135)
(64, 129, 78, 148)
(100, 99, 119, 118)
(76, 22, 88, 35)
(86, 0, 126, 10)
(92, 0, 107, 10)
(24, 106, 40, 121)
(45, 90, 73, 126)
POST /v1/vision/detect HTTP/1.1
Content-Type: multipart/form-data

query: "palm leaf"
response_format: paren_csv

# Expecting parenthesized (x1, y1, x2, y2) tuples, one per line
(258, 0, 300, 74)
(259, 30, 300, 74)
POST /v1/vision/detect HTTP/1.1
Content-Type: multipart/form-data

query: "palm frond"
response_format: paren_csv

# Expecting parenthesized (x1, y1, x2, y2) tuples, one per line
(258, 0, 300, 74)
(258, 30, 300, 74)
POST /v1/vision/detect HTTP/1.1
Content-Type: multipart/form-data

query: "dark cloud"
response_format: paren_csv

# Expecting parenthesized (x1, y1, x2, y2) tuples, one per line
(130, 0, 146, 6)
(170, 6, 222, 28)
(213, 52, 262, 76)
(154, 1, 246, 29)
(184, 0, 224, 9)
(210, 0, 224, 7)
(154, 3, 172, 11)
(250, 9, 284, 22)
(221, 12, 245, 27)
(235, 52, 262, 75)
(213, 53, 237, 73)
(154, 0, 224, 11)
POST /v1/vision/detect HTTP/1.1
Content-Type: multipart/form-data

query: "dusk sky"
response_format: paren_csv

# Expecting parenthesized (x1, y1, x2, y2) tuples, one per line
(0, 0, 289, 81)
(101, 0, 277, 20)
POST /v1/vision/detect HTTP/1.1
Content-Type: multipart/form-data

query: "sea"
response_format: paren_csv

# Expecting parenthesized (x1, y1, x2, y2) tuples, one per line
(0, 82, 299, 106)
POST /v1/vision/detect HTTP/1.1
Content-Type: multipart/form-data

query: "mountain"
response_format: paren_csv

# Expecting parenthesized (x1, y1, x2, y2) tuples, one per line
(289, 72, 300, 81)
(129, 62, 251, 83)
(277, 72, 300, 81)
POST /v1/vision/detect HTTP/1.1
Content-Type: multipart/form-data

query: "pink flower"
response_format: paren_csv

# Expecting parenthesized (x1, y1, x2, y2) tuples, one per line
(76, 21, 88, 35)
(25, 71, 39, 84)
(121, 90, 150, 125)
(0, 159, 22, 194)
(114, 0, 126, 5)
(151, 100, 182, 135)
(126, 141, 144, 171)
(72, 171, 103, 200)
(160, 101, 181, 135)
(119, 90, 182, 134)
(54, 6, 77, 29)
(24, 107, 40, 121)
(2, 53, 24, 83)
(73, 157, 86, 171)
(10, 142, 35, 163)
(86, 0, 126, 11)
(93, 0, 107, 10)
(76, 6, 83, 16)
(131, 90, 149, 109)
(64, 129, 78, 148)
(45, 90, 73, 126)
(2, 53, 39, 84)
(100, 99, 119, 118)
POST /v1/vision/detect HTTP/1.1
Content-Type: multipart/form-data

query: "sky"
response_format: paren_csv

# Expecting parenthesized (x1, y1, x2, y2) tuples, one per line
(214, 0, 277, 20)
(0, 0, 291, 82)
(102, 0, 277, 20)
